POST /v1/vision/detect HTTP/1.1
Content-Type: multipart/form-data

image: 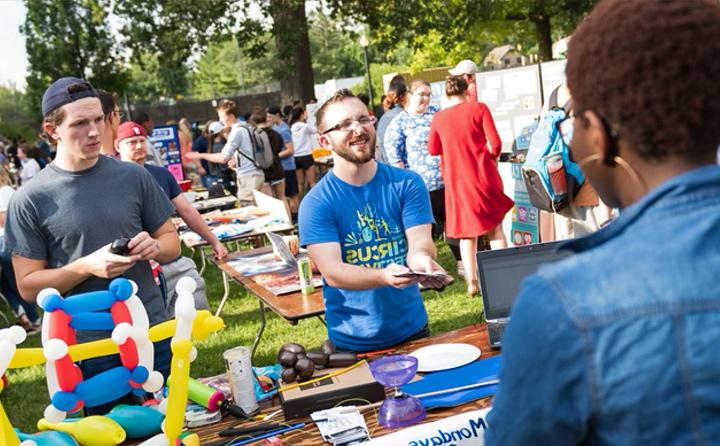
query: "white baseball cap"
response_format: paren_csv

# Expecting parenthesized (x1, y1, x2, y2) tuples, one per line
(449, 60, 479, 76)
(208, 121, 225, 135)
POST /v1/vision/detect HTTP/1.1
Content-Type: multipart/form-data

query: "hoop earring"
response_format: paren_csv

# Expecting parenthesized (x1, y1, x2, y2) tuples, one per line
(577, 153, 647, 193)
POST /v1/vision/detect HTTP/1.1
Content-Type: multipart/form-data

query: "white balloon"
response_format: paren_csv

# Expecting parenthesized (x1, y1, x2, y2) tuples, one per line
(43, 404, 66, 423)
(143, 371, 165, 393)
(43, 339, 68, 361)
(36, 288, 61, 310)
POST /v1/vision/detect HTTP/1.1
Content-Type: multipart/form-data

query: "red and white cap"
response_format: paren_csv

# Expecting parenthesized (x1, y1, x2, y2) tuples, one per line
(115, 121, 146, 143)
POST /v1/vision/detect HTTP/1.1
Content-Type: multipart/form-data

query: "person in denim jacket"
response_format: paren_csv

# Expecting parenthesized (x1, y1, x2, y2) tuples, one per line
(486, 0, 720, 444)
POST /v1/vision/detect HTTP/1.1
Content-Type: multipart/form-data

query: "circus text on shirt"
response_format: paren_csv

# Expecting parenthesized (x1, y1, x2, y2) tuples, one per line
(343, 204, 407, 268)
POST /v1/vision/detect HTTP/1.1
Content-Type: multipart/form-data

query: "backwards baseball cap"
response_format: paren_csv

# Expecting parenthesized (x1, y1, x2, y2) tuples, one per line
(208, 121, 225, 135)
(115, 121, 147, 143)
(42, 77, 98, 117)
(449, 60, 479, 76)
(267, 106, 282, 115)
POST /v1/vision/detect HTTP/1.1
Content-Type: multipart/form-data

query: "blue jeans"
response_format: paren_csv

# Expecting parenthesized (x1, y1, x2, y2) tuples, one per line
(0, 237, 39, 322)
(80, 337, 172, 415)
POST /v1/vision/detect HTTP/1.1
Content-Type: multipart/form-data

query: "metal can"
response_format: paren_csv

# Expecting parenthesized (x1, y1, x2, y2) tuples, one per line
(223, 346, 259, 415)
(298, 258, 315, 295)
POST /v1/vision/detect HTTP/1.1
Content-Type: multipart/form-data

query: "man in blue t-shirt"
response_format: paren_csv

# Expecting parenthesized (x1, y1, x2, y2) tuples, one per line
(299, 89, 451, 352)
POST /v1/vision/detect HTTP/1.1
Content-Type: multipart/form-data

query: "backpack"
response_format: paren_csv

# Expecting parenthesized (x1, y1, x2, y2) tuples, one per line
(235, 124, 275, 170)
(521, 87, 585, 213)
(261, 128, 286, 182)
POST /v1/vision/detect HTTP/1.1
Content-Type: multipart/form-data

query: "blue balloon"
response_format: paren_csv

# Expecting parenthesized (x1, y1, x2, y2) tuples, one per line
(76, 367, 131, 408)
(63, 290, 115, 314)
(41, 293, 65, 312)
(69, 312, 115, 331)
(110, 278, 133, 301)
(107, 405, 165, 439)
(16, 429, 78, 446)
(51, 390, 78, 412)
(131, 365, 149, 384)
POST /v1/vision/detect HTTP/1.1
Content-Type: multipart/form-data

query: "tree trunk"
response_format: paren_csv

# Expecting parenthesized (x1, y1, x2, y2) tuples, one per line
(530, 13, 553, 61)
(269, 0, 315, 105)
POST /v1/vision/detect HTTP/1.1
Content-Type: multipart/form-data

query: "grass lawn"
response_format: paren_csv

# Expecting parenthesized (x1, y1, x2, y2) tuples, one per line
(1, 240, 484, 433)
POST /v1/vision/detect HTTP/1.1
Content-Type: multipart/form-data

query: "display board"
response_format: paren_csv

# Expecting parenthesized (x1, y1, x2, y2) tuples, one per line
(150, 124, 184, 182)
(474, 60, 566, 153)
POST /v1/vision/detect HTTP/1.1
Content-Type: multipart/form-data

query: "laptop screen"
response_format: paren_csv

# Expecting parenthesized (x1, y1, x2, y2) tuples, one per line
(477, 242, 571, 320)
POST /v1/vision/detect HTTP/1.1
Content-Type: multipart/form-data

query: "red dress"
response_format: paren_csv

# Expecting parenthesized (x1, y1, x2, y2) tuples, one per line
(428, 101, 513, 238)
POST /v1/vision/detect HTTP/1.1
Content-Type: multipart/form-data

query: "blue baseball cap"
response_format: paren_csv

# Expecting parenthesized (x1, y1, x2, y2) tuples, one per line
(41, 77, 98, 117)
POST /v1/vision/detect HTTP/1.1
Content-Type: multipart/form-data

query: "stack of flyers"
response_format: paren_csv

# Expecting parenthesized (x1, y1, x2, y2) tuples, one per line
(311, 407, 371, 445)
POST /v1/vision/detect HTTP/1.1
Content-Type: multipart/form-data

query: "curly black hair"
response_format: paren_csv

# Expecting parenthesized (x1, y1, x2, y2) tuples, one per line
(566, 0, 720, 162)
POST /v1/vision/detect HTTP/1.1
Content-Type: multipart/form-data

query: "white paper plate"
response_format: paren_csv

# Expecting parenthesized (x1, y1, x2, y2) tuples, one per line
(409, 343, 481, 372)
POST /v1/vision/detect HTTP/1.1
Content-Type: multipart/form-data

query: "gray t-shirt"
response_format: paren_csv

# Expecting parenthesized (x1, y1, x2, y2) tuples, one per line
(221, 122, 263, 177)
(5, 156, 175, 339)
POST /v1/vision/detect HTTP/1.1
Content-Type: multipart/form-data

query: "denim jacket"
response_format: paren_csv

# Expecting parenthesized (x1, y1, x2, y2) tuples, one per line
(486, 165, 720, 445)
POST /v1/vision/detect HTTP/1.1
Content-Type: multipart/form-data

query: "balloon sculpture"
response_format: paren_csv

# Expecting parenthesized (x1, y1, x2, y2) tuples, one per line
(37, 278, 164, 423)
(0, 276, 224, 446)
(0, 325, 26, 446)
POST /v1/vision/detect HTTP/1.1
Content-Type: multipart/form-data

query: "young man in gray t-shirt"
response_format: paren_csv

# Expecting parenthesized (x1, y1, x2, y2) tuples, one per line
(4, 77, 180, 414)
(186, 99, 264, 206)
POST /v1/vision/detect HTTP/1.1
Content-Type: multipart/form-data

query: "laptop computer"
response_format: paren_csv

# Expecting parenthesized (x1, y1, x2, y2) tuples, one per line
(477, 241, 571, 348)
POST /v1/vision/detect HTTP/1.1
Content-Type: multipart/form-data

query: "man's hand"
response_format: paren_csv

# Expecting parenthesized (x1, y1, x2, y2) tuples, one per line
(80, 244, 139, 278)
(382, 263, 420, 289)
(227, 157, 237, 170)
(212, 241, 228, 260)
(128, 231, 161, 261)
(407, 253, 453, 290)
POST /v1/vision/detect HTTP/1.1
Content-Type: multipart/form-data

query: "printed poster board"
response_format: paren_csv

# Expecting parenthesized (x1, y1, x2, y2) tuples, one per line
(150, 124, 184, 182)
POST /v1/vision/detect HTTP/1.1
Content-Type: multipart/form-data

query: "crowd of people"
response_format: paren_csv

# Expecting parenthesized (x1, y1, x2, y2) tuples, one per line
(1, 0, 720, 442)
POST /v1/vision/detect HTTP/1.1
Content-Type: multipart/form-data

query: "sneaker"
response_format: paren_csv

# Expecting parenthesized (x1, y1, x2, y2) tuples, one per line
(16, 314, 41, 335)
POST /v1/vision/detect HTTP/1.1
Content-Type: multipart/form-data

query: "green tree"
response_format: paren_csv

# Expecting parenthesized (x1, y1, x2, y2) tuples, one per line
(125, 52, 191, 106)
(236, 0, 315, 104)
(329, 0, 594, 63)
(115, 0, 315, 104)
(0, 85, 37, 141)
(308, 10, 364, 84)
(113, 0, 237, 100)
(190, 36, 276, 99)
(22, 0, 128, 117)
(471, 0, 596, 61)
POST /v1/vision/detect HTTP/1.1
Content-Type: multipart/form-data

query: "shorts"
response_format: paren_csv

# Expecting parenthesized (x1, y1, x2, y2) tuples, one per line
(236, 173, 265, 205)
(284, 169, 299, 197)
(294, 154, 315, 170)
(269, 178, 285, 187)
(161, 256, 209, 314)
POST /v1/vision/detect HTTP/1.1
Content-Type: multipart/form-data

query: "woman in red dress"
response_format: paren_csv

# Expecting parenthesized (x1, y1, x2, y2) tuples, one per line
(428, 76, 513, 295)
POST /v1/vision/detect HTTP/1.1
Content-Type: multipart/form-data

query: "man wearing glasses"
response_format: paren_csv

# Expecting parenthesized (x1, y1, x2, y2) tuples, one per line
(98, 89, 123, 158)
(299, 89, 451, 352)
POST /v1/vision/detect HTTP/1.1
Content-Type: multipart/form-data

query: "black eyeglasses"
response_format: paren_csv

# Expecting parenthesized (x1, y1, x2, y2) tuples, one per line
(321, 115, 377, 135)
(113, 109, 125, 119)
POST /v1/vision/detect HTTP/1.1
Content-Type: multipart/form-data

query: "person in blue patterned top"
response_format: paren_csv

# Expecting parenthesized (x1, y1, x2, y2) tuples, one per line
(384, 80, 445, 238)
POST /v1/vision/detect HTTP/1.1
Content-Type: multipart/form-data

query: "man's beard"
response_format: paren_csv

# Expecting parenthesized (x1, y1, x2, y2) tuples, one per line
(334, 134, 376, 164)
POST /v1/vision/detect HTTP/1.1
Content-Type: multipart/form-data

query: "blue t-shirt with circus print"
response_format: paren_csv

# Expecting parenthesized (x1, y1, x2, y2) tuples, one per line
(299, 162, 433, 351)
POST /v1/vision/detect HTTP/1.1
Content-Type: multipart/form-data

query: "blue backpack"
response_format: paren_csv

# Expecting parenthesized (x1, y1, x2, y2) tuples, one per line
(521, 88, 585, 213)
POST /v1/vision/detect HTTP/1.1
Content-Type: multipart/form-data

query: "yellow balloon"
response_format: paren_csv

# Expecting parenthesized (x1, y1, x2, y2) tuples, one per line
(163, 339, 193, 444)
(38, 415, 125, 446)
(8, 312, 224, 369)
(1, 401, 20, 446)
